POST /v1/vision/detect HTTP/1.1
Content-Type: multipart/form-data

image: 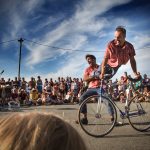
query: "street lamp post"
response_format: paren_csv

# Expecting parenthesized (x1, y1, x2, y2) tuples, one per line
(18, 38, 24, 80)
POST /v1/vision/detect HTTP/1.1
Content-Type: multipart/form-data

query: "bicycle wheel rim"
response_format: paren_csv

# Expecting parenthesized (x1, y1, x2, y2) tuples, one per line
(78, 95, 117, 137)
(128, 95, 150, 132)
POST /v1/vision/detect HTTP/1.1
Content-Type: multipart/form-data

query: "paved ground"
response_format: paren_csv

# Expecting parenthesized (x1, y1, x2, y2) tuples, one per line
(0, 104, 150, 150)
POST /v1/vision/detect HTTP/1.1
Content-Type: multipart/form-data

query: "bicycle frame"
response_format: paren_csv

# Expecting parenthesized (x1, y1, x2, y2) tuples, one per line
(97, 78, 145, 121)
(78, 75, 150, 137)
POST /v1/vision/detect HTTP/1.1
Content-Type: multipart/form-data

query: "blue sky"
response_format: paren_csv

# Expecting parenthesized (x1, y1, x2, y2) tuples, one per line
(0, 0, 150, 81)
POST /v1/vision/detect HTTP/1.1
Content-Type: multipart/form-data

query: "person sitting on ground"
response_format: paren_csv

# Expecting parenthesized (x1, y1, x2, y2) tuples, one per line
(119, 91, 126, 103)
(18, 89, 29, 105)
(29, 88, 38, 105)
(0, 112, 87, 150)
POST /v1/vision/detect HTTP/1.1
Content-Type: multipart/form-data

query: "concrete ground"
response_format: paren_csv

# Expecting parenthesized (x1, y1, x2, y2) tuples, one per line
(0, 103, 150, 150)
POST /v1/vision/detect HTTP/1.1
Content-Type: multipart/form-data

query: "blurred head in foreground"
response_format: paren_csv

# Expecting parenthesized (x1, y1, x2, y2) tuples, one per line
(0, 112, 87, 150)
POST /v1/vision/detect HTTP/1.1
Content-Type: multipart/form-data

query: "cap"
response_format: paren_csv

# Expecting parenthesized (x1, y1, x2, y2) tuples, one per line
(85, 54, 96, 60)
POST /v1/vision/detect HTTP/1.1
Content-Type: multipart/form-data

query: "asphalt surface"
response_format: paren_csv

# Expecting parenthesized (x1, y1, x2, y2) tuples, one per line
(0, 104, 150, 150)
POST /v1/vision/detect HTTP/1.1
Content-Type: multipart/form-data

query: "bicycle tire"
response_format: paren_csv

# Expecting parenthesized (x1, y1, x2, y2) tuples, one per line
(128, 94, 150, 132)
(78, 95, 117, 137)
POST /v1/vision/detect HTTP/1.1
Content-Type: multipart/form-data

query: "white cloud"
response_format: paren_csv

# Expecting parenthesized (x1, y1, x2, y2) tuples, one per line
(41, 54, 86, 80)
(132, 35, 150, 49)
(2, 0, 150, 80)
(1, 0, 44, 40)
(25, 0, 133, 67)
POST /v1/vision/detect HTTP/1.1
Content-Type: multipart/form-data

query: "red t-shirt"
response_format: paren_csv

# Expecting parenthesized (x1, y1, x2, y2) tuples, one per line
(104, 40, 136, 67)
(84, 65, 100, 88)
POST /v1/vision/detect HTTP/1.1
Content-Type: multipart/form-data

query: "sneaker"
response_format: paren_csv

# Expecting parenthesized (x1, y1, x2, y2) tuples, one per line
(111, 117, 123, 126)
(111, 117, 114, 122)
(81, 118, 88, 125)
(114, 121, 123, 126)
(75, 118, 88, 125)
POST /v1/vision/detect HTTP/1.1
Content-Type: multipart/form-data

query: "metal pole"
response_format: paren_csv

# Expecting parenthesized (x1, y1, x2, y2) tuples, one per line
(18, 38, 24, 80)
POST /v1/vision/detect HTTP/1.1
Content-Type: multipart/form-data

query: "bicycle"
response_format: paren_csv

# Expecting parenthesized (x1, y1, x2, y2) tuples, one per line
(78, 75, 150, 137)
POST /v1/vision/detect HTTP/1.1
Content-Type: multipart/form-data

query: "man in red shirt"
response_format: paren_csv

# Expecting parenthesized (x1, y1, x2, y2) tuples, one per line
(100, 26, 139, 79)
(75, 54, 100, 124)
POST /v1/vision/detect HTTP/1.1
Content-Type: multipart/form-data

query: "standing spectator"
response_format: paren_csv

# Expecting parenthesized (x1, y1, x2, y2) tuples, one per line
(36, 76, 43, 93)
(44, 78, 49, 87)
(0, 78, 5, 87)
(5, 78, 11, 86)
(21, 77, 27, 91)
(143, 74, 150, 86)
(66, 77, 72, 93)
(59, 81, 66, 100)
(28, 77, 36, 90)
(49, 78, 54, 87)
(13, 77, 19, 89)
(71, 78, 79, 103)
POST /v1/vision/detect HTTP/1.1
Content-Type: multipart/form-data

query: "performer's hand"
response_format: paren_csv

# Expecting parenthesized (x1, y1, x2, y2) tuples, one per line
(134, 72, 141, 79)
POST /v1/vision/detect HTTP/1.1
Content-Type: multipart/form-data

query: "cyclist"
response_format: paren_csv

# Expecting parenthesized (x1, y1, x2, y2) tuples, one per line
(76, 54, 115, 125)
(75, 54, 98, 124)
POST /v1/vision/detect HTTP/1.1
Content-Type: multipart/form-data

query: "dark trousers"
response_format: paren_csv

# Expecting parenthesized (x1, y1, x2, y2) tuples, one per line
(79, 88, 98, 113)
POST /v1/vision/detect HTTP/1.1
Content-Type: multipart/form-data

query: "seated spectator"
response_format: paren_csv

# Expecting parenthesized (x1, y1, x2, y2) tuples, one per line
(64, 90, 72, 103)
(29, 88, 38, 105)
(53, 82, 59, 97)
(40, 89, 51, 104)
(112, 88, 119, 101)
(118, 76, 125, 92)
(0, 112, 87, 150)
(119, 91, 126, 103)
(11, 88, 19, 102)
(18, 89, 29, 105)
(45, 83, 52, 93)
(141, 86, 150, 102)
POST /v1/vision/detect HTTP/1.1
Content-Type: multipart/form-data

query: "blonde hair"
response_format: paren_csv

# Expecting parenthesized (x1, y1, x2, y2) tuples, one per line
(0, 112, 87, 150)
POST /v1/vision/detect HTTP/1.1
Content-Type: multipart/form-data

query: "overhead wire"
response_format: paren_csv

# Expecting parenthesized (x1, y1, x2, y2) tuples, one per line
(0, 39, 18, 44)
(24, 38, 150, 52)
(24, 38, 102, 52)
(0, 38, 150, 52)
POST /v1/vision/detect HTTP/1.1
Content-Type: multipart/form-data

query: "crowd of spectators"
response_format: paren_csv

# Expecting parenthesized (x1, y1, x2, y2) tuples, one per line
(0, 76, 85, 107)
(0, 73, 150, 108)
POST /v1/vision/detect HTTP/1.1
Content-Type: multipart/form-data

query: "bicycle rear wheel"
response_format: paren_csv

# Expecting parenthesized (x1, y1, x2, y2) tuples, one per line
(78, 95, 117, 137)
(128, 94, 150, 132)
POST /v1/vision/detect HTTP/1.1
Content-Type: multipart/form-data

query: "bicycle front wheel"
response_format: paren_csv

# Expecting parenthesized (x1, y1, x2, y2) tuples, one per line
(78, 95, 117, 137)
(128, 94, 150, 132)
